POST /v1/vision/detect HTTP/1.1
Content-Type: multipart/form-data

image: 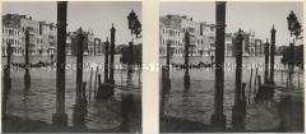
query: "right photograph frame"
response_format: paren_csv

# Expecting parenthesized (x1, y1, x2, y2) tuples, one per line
(159, 1, 304, 132)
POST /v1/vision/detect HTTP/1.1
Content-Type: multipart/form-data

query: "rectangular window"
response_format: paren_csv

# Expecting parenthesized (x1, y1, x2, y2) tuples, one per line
(9, 29, 14, 36)
(39, 23, 43, 35)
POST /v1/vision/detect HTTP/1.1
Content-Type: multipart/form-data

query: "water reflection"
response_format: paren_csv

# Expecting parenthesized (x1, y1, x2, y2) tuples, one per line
(24, 69, 31, 89)
(3, 56, 142, 132)
(23, 69, 31, 120)
(72, 102, 87, 129)
(126, 67, 133, 86)
(2, 68, 11, 117)
(231, 101, 246, 131)
(182, 88, 191, 108)
(120, 94, 134, 132)
(184, 68, 190, 91)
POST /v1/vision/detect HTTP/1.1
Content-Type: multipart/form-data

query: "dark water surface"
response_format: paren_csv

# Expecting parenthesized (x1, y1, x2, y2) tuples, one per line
(4, 55, 141, 131)
(160, 56, 303, 131)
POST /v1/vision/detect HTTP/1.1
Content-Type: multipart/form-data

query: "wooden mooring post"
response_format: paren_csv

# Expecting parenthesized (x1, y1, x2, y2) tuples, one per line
(161, 66, 171, 118)
(211, 1, 226, 128)
(184, 31, 190, 91)
(76, 27, 85, 104)
(95, 25, 116, 100)
(109, 24, 116, 84)
(93, 66, 99, 98)
(4, 42, 12, 89)
(234, 29, 244, 105)
(269, 25, 276, 85)
(248, 68, 253, 104)
(232, 29, 246, 131)
(264, 39, 270, 84)
(297, 69, 300, 90)
(24, 28, 31, 88)
(232, 82, 247, 131)
(52, 1, 68, 127)
(120, 94, 134, 132)
(73, 82, 87, 128)
(2, 42, 12, 117)
(126, 41, 134, 85)
(253, 67, 258, 101)
(88, 68, 93, 102)
(104, 38, 109, 83)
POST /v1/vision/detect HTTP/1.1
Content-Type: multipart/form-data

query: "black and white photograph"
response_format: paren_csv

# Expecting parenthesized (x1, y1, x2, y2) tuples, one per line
(159, 1, 304, 132)
(2, 1, 142, 133)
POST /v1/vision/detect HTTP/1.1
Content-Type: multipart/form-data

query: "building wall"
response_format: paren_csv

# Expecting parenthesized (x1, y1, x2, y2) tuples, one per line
(68, 29, 98, 56)
(159, 15, 215, 58)
(2, 14, 57, 56)
(2, 14, 100, 57)
(159, 14, 265, 58)
(94, 38, 103, 55)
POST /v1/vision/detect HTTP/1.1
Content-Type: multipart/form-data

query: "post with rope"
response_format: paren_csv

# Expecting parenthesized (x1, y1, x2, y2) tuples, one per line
(52, 1, 68, 127)
(211, 1, 226, 129)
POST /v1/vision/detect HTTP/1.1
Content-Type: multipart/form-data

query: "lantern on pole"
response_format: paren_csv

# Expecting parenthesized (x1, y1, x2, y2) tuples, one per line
(127, 10, 141, 38)
(287, 11, 297, 37)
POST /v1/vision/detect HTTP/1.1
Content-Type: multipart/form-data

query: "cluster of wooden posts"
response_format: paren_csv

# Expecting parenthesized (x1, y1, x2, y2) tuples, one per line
(2, 27, 32, 118)
(2, 2, 138, 131)
(72, 24, 117, 126)
(160, 2, 280, 130)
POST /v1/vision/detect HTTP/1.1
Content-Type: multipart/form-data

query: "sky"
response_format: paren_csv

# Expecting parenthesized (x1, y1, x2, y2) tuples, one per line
(160, 1, 303, 46)
(2, 1, 142, 44)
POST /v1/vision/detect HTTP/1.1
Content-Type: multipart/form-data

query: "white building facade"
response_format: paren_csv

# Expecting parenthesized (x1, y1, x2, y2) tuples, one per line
(2, 14, 57, 56)
(160, 15, 216, 58)
(160, 14, 264, 58)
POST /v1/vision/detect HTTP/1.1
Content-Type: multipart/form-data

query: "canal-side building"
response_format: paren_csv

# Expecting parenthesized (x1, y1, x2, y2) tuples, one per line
(225, 31, 263, 57)
(94, 38, 103, 55)
(159, 14, 264, 58)
(87, 29, 95, 56)
(2, 14, 103, 57)
(159, 14, 216, 58)
(255, 38, 264, 56)
(2, 14, 58, 56)
(67, 28, 100, 56)
(2, 14, 57, 56)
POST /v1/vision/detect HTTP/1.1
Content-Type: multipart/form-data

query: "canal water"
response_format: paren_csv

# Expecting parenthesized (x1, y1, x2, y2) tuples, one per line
(3, 55, 141, 131)
(160, 56, 303, 131)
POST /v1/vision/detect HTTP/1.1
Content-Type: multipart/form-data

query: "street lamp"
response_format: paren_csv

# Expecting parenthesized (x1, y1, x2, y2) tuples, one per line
(287, 11, 297, 37)
(127, 10, 141, 38)
(293, 22, 302, 38)
(127, 10, 142, 85)
(286, 11, 302, 91)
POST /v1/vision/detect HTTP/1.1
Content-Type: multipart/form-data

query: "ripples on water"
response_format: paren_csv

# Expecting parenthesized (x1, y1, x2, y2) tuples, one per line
(161, 56, 303, 130)
(5, 55, 141, 131)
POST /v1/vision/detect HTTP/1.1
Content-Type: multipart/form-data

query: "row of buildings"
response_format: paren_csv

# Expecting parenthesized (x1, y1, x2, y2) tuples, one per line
(2, 14, 104, 56)
(159, 14, 265, 58)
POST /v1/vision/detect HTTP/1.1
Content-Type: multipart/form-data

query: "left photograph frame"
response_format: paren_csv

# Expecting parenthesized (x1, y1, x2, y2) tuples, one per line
(2, 1, 142, 133)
